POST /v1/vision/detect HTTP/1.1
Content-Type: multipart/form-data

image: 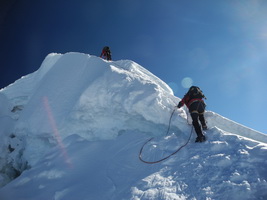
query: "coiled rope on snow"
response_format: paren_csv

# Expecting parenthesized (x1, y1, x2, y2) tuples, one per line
(139, 108, 194, 164)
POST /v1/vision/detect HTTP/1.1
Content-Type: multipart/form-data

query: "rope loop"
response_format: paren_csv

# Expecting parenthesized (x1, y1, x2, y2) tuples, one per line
(139, 109, 194, 164)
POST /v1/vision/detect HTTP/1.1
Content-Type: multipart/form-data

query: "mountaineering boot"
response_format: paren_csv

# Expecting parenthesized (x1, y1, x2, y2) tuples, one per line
(202, 125, 208, 130)
(195, 135, 206, 143)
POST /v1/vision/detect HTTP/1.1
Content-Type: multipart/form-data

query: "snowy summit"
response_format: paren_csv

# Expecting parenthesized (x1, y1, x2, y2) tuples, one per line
(0, 52, 266, 200)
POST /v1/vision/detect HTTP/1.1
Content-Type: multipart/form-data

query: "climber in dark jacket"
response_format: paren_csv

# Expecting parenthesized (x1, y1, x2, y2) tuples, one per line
(100, 46, 112, 61)
(177, 86, 207, 142)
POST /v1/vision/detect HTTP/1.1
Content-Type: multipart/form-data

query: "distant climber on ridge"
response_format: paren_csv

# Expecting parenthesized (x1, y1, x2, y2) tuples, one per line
(177, 86, 207, 142)
(100, 46, 112, 61)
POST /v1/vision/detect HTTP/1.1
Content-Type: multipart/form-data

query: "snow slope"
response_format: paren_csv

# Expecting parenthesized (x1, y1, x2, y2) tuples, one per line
(0, 52, 266, 200)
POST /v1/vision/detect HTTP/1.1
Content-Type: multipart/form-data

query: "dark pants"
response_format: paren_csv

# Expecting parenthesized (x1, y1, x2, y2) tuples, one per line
(189, 101, 206, 138)
(107, 53, 112, 60)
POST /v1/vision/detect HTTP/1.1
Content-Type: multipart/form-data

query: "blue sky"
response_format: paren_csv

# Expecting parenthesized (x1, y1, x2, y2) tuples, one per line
(1, 0, 267, 134)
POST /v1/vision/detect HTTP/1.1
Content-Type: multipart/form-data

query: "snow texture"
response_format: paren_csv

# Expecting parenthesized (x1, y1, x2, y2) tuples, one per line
(0, 52, 266, 200)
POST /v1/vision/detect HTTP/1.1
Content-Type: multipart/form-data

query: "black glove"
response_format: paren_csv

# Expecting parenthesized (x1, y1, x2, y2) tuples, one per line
(177, 101, 183, 108)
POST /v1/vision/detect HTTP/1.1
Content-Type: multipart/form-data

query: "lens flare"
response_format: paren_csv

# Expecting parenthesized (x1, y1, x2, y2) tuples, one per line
(181, 77, 193, 88)
(43, 96, 72, 168)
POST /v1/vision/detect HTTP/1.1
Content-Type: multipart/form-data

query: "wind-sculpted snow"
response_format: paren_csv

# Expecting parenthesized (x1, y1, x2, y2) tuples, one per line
(205, 111, 267, 143)
(0, 52, 266, 199)
(0, 52, 182, 183)
(4, 53, 179, 138)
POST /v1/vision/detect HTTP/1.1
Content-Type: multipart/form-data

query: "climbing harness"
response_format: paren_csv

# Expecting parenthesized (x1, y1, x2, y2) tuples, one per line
(139, 108, 194, 164)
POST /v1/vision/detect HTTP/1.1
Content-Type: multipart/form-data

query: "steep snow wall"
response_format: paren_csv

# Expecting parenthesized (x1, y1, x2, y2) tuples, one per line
(9, 53, 181, 137)
(0, 52, 184, 168)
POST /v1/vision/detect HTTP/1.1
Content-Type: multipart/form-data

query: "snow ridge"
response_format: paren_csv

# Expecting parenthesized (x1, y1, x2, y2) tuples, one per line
(0, 52, 266, 200)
